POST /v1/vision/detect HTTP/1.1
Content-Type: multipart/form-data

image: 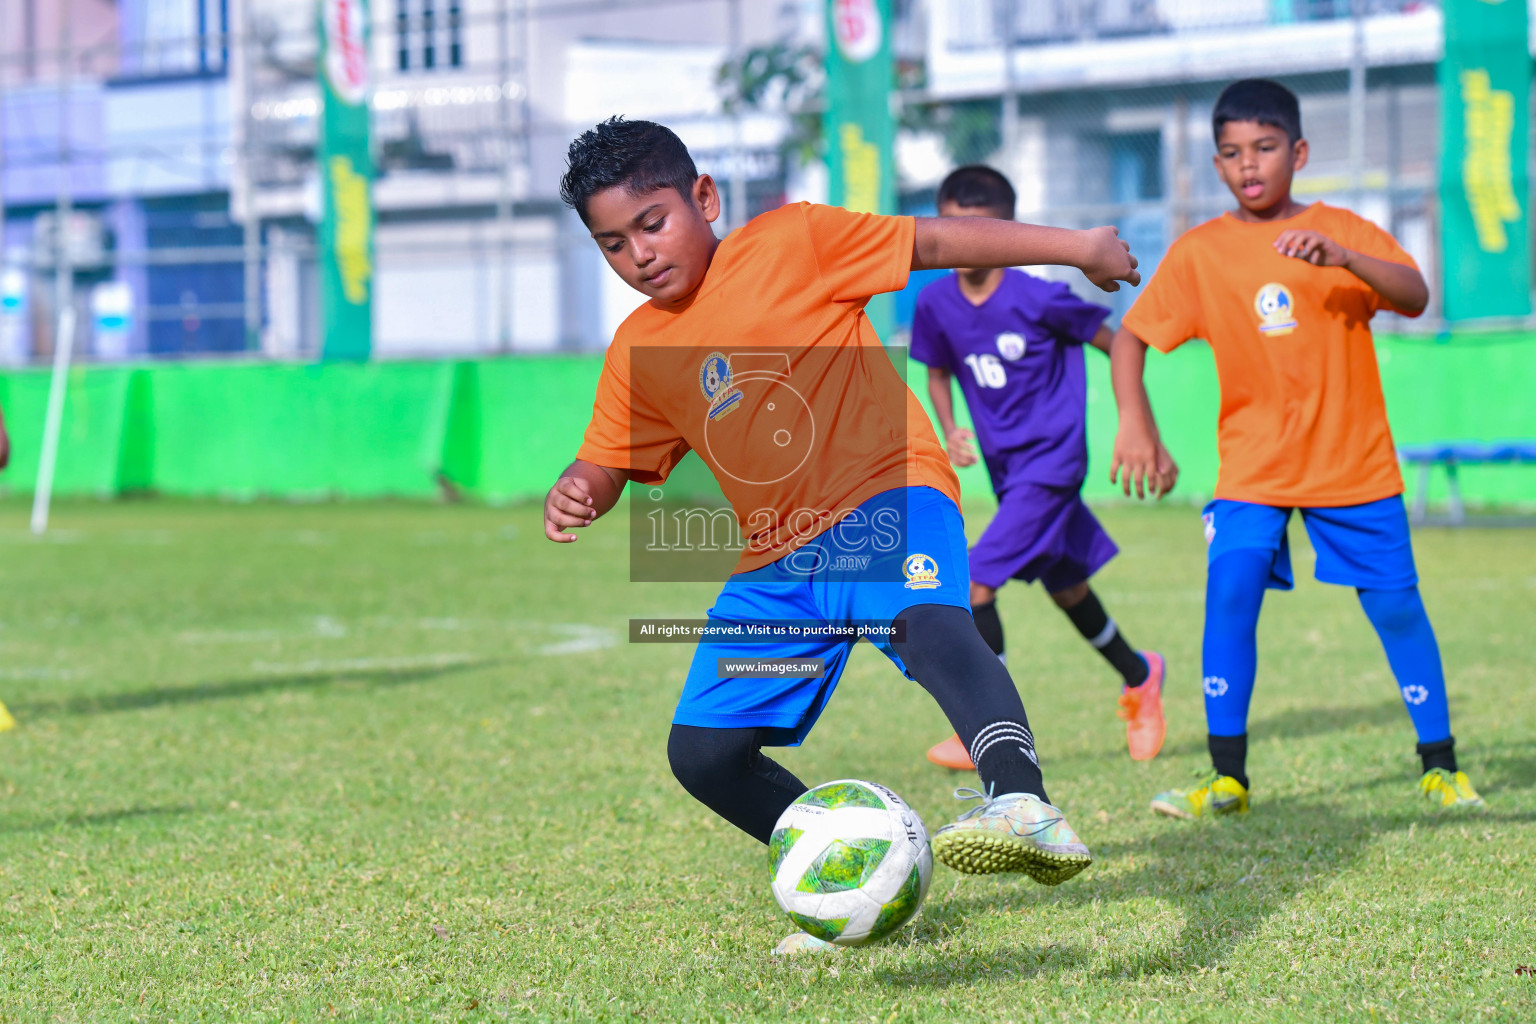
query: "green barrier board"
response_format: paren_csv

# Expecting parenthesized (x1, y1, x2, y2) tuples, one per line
(0, 337, 1531, 508)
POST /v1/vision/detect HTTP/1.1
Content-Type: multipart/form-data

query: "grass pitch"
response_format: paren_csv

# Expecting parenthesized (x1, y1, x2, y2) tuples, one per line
(0, 498, 1532, 1022)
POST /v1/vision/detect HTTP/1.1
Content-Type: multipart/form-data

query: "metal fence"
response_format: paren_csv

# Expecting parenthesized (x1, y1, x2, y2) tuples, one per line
(0, 0, 1518, 363)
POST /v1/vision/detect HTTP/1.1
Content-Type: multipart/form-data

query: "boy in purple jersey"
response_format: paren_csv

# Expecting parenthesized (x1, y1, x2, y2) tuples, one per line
(911, 166, 1177, 766)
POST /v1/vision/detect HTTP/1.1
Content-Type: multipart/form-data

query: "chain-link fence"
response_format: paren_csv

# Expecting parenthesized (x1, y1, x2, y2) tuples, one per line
(0, 0, 1521, 362)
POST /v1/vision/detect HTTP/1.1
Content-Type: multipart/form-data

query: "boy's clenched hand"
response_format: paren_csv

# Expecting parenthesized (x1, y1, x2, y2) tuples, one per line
(544, 475, 597, 542)
(1080, 225, 1141, 293)
(945, 426, 978, 468)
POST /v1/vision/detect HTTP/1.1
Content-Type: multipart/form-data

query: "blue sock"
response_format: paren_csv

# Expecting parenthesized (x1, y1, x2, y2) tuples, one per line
(1357, 586, 1452, 745)
(1201, 550, 1272, 747)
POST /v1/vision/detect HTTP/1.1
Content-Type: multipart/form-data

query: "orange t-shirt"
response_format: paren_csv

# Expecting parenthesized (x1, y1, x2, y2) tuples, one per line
(1123, 202, 1420, 507)
(576, 202, 962, 574)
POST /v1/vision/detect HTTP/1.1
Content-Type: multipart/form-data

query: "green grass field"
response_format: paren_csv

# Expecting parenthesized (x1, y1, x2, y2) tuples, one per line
(0, 498, 1532, 1022)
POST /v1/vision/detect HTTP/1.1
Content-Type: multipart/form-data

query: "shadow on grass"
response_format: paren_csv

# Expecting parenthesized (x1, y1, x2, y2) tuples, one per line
(0, 803, 199, 835)
(10, 658, 494, 718)
(1475, 749, 1536, 793)
(874, 935, 1095, 988)
(1158, 699, 1407, 758)
(889, 793, 1536, 989)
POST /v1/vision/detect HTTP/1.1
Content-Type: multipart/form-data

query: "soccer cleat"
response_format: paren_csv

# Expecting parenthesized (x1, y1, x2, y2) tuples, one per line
(1419, 768, 1485, 810)
(771, 931, 840, 955)
(1117, 651, 1166, 761)
(1150, 769, 1249, 819)
(926, 732, 974, 771)
(931, 788, 1092, 884)
(0, 700, 15, 733)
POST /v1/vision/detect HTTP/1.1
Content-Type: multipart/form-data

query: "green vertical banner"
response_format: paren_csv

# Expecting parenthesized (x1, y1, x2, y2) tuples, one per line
(1438, 0, 1530, 321)
(826, 0, 898, 339)
(318, 0, 374, 359)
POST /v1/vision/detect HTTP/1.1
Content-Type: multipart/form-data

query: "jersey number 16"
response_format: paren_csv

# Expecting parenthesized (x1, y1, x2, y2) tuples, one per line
(963, 353, 1007, 389)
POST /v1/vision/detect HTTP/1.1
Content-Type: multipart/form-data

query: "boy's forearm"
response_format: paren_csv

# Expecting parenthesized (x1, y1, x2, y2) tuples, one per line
(1109, 328, 1158, 435)
(912, 217, 1091, 273)
(1086, 325, 1114, 355)
(1343, 250, 1429, 315)
(926, 371, 959, 434)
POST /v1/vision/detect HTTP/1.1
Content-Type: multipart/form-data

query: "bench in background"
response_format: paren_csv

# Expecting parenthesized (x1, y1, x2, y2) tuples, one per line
(1398, 442, 1536, 525)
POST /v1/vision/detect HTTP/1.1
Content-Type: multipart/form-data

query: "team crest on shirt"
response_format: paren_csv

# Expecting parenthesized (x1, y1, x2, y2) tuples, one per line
(996, 331, 1027, 361)
(1253, 282, 1298, 336)
(698, 351, 742, 420)
(902, 553, 941, 590)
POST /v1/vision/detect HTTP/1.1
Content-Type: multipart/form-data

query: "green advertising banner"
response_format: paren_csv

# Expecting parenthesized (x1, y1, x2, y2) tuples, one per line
(318, 0, 374, 359)
(825, 0, 898, 339)
(1439, 0, 1531, 321)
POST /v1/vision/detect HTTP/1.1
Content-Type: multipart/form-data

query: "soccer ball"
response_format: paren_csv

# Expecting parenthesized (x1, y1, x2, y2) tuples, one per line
(768, 779, 932, 946)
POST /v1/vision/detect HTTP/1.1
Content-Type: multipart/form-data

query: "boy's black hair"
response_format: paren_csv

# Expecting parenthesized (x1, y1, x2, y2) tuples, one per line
(559, 116, 699, 224)
(1213, 78, 1303, 144)
(935, 165, 1016, 219)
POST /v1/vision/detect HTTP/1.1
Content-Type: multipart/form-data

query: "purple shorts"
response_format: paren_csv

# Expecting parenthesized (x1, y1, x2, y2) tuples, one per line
(969, 482, 1118, 592)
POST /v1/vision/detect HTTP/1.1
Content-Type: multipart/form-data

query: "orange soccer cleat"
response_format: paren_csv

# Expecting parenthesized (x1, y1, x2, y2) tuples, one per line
(926, 732, 975, 771)
(1117, 651, 1167, 761)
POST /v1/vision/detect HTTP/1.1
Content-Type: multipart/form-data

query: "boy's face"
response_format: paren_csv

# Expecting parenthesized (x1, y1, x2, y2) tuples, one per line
(937, 200, 1010, 275)
(1213, 119, 1309, 215)
(585, 175, 721, 308)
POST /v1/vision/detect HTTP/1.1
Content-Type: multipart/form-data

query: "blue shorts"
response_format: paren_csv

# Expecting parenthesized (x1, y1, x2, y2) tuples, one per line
(673, 486, 971, 746)
(1202, 495, 1418, 591)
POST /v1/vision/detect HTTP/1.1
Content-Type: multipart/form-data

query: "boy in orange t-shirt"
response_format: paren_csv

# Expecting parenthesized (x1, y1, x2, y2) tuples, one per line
(544, 118, 1142, 930)
(1110, 79, 1483, 818)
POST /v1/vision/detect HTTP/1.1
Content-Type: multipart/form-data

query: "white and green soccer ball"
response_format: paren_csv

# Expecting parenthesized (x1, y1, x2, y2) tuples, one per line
(768, 779, 932, 946)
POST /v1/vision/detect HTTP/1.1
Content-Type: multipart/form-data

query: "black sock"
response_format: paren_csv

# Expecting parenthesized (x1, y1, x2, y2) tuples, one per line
(971, 600, 1006, 662)
(667, 724, 808, 844)
(893, 603, 1048, 804)
(1417, 736, 1457, 775)
(1060, 588, 1149, 687)
(968, 719, 1046, 802)
(1208, 733, 1249, 790)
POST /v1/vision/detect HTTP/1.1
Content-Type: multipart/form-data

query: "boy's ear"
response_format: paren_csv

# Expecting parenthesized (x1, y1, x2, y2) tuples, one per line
(1291, 137, 1309, 173)
(693, 174, 722, 224)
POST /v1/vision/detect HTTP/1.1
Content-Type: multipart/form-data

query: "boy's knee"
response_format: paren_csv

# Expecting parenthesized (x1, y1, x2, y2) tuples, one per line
(891, 603, 974, 671)
(666, 724, 755, 795)
(1359, 586, 1426, 636)
(1206, 549, 1271, 610)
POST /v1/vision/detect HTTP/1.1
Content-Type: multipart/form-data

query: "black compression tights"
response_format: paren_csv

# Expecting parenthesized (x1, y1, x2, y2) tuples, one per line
(666, 604, 1049, 845)
(667, 724, 808, 845)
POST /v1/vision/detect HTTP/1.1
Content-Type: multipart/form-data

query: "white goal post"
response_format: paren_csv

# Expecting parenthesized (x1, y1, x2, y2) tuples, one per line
(30, 303, 76, 536)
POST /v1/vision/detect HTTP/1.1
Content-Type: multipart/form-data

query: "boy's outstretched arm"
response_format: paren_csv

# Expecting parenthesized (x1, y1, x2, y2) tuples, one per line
(912, 219, 1140, 293)
(1273, 229, 1429, 315)
(544, 459, 630, 542)
(1108, 327, 1178, 499)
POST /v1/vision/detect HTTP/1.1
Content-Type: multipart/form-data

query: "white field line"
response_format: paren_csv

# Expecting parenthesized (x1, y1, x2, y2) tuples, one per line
(534, 624, 617, 656)
(248, 653, 479, 675)
(0, 667, 79, 680)
(178, 617, 616, 658)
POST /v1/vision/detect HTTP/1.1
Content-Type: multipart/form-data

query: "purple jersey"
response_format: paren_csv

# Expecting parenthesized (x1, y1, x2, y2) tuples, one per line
(909, 269, 1111, 493)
